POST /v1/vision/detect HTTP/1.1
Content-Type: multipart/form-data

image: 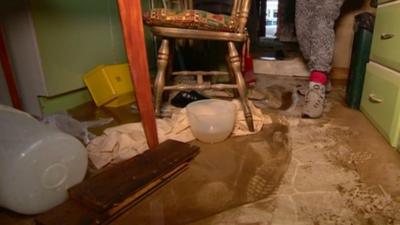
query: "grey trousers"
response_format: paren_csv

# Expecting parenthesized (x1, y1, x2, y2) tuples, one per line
(295, 0, 345, 73)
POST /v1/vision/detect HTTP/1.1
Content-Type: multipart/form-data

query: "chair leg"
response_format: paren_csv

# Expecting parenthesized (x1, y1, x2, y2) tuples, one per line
(166, 39, 175, 80)
(227, 41, 254, 132)
(154, 39, 170, 117)
(225, 55, 239, 98)
(162, 40, 174, 102)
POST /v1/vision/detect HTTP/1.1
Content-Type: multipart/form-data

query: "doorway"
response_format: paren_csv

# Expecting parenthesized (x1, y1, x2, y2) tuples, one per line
(265, 0, 278, 38)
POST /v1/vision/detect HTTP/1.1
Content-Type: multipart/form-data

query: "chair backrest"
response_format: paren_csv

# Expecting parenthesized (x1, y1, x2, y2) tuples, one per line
(193, 0, 232, 15)
(231, 0, 251, 33)
(191, 0, 251, 33)
(158, 0, 251, 34)
(162, 0, 192, 10)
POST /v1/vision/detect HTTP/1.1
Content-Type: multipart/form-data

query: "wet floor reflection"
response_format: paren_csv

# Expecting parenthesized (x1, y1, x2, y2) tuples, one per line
(112, 123, 291, 225)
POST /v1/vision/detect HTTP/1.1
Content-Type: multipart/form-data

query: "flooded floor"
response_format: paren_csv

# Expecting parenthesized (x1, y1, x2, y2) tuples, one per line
(1, 75, 400, 225)
(185, 76, 400, 225)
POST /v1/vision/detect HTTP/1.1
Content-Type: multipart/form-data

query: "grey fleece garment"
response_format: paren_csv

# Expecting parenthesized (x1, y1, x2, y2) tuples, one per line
(295, 0, 345, 73)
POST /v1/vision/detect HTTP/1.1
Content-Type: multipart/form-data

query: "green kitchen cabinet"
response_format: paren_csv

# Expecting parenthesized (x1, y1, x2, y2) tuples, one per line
(361, 62, 400, 147)
(370, 1, 400, 72)
(361, 0, 400, 149)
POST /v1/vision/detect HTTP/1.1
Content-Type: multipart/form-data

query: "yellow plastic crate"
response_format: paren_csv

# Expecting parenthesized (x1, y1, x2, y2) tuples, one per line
(83, 64, 135, 107)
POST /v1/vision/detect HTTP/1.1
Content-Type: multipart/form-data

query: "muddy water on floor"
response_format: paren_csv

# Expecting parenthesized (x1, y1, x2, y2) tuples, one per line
(111, 123, 291, 225)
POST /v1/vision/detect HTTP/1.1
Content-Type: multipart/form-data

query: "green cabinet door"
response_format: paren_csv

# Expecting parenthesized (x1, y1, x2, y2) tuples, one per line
(361, 62, 400, 148)
(370, 1, 400, 73)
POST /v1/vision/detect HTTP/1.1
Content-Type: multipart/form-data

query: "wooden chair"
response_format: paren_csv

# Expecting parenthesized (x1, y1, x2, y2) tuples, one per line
(144, 0, 254, 131)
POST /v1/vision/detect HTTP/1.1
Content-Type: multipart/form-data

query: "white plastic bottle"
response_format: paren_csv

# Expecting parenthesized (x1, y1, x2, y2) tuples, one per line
(0, 105, 88, 215)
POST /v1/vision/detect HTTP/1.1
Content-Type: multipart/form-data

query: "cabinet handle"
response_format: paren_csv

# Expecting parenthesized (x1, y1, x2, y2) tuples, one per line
(368, 94, 383, 103)
(381, 33, 395, 40)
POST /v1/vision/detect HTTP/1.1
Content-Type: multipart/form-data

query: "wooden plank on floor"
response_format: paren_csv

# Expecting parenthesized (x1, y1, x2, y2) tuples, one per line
(101, 164, 189, 224)
(35, 140, 199, 225)
(69, 140, 199, 212)
(36, 165, 189, 225)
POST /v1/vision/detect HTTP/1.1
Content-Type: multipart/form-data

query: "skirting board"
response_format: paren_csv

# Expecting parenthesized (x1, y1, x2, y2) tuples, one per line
(253, 56, 349, 80)
(330, 67, 350, 80)
(253, 56, 309, 77)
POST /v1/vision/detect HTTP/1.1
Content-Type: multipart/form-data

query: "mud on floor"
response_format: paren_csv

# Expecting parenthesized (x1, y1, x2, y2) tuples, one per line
(186, 76, 400, 225)
(109, 123, 292, 225)
(2, 76, 399, 225)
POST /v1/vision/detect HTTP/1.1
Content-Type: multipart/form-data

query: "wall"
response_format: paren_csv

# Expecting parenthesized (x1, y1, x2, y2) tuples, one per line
(333, 0, 375, 70)
(1, 0, 157, 115)
(29, 0, 157, 96)
(29, 0, 128, 96)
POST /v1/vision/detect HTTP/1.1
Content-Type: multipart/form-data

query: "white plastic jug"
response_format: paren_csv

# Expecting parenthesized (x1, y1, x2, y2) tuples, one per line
(186, 99, 236, 143)
(0, 105, 88, 215)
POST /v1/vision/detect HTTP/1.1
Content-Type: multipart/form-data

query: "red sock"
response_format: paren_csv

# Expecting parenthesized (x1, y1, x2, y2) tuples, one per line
(310, 71, 328, 85)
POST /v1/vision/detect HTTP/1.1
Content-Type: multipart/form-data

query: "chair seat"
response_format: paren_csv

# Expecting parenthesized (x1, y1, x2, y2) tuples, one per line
(143, 9, 237, 32)
(150, 26, 247, 42)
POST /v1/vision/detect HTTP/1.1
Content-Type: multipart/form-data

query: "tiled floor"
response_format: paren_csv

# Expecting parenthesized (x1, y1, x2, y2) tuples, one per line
(187, 76, 400, 225)
(1, 75, 400, 225)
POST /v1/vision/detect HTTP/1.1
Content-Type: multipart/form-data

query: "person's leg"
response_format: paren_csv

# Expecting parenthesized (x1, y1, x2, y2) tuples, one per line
(302, 0, 344, 118)
(295, 0, 315, 61)
(308, 0, 344, 74)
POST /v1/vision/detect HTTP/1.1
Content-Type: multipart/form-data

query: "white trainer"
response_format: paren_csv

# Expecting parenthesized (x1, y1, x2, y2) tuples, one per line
(302, 81, 326, 118)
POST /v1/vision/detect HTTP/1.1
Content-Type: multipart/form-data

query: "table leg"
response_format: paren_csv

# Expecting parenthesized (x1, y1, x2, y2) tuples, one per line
(117, 0, 159, 148)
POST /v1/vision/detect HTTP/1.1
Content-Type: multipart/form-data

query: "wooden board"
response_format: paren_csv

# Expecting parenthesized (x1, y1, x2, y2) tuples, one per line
(35, 140, 199, 225)
(69, 140, 199, 212)
(36, 163, 189, 225)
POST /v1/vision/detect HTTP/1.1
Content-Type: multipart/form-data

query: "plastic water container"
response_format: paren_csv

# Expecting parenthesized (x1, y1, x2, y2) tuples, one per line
(186, 99, 236, 143)
(0, 106, 88, 215)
